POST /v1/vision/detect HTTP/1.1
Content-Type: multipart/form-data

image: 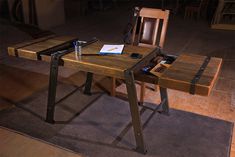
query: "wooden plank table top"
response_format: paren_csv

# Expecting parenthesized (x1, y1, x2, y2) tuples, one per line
(159, 54, 222, 96)
(8, 36, 77, 60)
(60, 41, 155, 79)
(8, 36, 222, 96)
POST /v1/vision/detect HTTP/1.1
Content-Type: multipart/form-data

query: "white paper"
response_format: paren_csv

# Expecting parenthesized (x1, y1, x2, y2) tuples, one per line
(100, 44, 124, 54)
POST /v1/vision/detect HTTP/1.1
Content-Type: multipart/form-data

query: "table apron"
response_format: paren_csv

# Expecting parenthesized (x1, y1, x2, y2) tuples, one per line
(62, 60, 126, 79)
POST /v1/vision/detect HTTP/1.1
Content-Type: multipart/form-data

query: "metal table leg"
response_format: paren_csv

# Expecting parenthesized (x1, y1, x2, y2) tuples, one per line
(46, 53, 60, 123)
(84, 72, 93, 95)
(158, 87, 169, 115)
(44, 39, 98, 123)
(160, 87, 169, 113)
(124, 70, 147, 154)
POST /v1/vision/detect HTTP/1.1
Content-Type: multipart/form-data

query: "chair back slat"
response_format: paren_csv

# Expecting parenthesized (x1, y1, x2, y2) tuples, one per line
(137, 17, 144, 45)
(159, 14, 169, 48)
(140, 8, 169, 20)
(152, 18, 160, 46)
(132, 7, 169, 49)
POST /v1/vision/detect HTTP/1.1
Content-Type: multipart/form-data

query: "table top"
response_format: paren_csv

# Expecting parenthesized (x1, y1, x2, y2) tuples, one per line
(8, 36, 76, 60)
(8, 36, 156, 79)
(159, 54, 222, 96)
(60, 41, 155, 79)
(8, 36, 222, 96)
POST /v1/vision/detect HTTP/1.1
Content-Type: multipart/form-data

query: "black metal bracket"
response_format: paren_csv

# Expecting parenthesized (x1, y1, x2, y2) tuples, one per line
(45, 50, 73, 123)
(45, 38, 99, 124)
(37, 37, 78, 60)
(157, 87, 170, 115)
(190, 56, 211, 95)
(83, 72, 93, 95)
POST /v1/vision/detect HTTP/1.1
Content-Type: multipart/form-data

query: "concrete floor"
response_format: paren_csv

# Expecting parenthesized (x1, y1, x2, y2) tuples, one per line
(0, 3, 235, 156)
(0, 127, 83, 157)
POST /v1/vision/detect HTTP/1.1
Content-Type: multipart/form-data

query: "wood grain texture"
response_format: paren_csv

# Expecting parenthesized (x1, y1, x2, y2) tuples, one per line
(8, 36, 77, 60)
(132, 8, 169, 48)
(159, 54, 222, 96)
(7, 36, 222, 96)
(61, 41, 154, 79)
(140, 7, 170, 20)
(8, 35, 55, 57)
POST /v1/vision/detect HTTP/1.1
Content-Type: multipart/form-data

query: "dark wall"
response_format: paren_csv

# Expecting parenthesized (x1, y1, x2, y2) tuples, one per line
(0, 0, 9, 19)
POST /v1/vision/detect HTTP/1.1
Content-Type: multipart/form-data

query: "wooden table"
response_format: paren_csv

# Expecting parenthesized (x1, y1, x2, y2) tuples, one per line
(8, 36, 222, 154)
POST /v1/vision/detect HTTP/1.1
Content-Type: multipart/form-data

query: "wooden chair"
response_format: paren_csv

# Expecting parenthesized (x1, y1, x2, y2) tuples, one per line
(184, 0, 209, 20)
(111, 7, 170, 103)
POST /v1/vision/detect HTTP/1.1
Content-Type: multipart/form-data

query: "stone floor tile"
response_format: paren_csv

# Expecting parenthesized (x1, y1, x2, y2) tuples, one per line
(225, 46, 235, 61)
(220, 61, 235, 80)
(215, 77, 233, 93)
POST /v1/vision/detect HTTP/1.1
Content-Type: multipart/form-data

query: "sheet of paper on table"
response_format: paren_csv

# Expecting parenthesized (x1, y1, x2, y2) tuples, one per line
(99, 44, 124, 54)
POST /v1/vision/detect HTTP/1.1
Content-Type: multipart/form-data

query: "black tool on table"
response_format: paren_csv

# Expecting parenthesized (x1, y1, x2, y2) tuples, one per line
(130, 53, 143, 59)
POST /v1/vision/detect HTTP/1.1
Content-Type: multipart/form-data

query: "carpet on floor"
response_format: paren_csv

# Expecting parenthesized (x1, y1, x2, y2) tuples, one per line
(0, 83, 233, 157)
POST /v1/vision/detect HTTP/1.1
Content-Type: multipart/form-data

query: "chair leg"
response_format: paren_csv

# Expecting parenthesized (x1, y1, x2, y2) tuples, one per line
(111, 77, 116, 96)
(154, 84, 158, 91)
(140, 82, 145, 103)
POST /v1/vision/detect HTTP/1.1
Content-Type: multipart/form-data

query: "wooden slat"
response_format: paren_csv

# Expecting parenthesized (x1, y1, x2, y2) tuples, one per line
(8, 35, 55, 56)
(62, 41, 154, 79)
(159, 54, 222, 96)
(152, 19, 160, 46)
(137, 17, 144, 44)
(135, 72, 159, 84)
(8, 36, 77, 60)
(211, 24, 235, 31)
(159, 11, 169, 48)
(140, 7, 169, 19)
(7, 37, 154, 79)
(7, 36, 222, 96)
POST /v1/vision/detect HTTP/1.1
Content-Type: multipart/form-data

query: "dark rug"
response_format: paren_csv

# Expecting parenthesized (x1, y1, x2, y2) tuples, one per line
(0, 83, 233, 157)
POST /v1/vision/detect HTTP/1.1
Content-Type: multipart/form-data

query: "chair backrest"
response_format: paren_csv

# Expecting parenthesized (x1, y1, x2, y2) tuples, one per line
(131, 7, 170, 48)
